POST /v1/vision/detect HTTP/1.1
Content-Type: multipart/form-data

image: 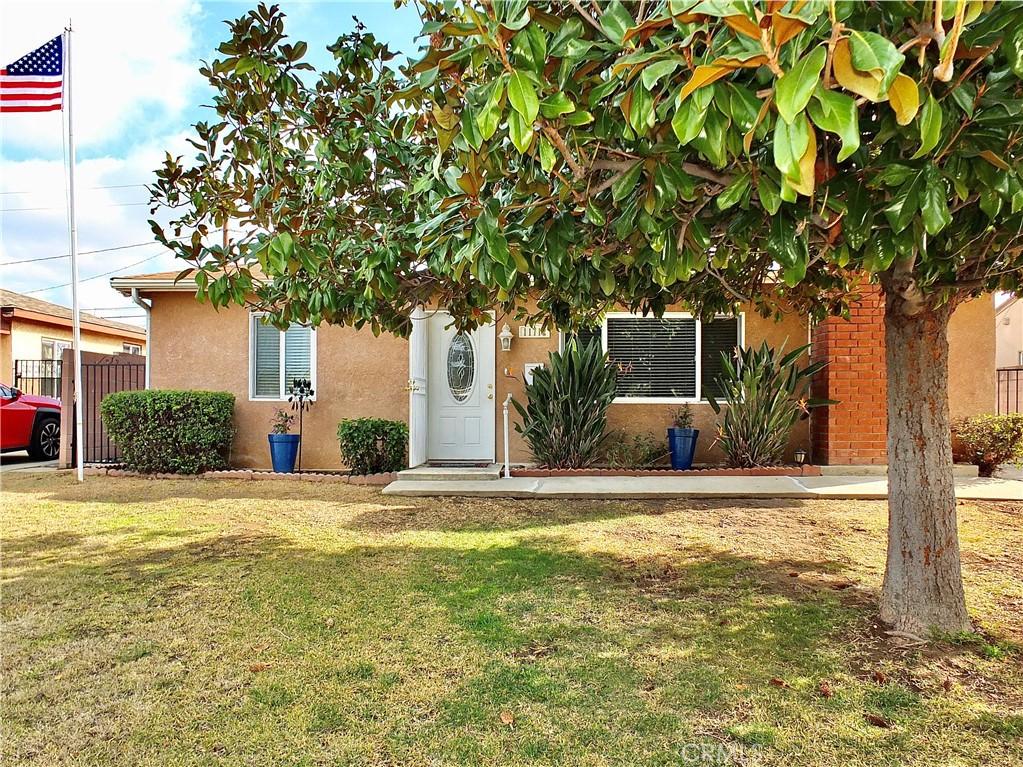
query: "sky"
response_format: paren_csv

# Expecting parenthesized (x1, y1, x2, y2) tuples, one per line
(0, 0, 423, 327)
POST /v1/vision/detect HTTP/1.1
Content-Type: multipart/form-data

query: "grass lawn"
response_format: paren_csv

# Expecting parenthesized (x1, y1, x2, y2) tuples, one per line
(2, 473, 1022, 766)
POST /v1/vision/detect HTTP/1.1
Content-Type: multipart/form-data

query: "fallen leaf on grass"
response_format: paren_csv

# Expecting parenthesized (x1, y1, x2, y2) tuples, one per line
(818, 680, 834, 698)
(942, 678, 953, 692)
(499, 710, 515, 727)
(248, 662, 270, 673)
(769, 677, 790, 689)
(864, 713, 891, 728)
(871, 670, 889, 685)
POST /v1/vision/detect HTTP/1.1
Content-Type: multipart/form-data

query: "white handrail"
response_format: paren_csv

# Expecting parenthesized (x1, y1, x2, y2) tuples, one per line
(502, 393, 513, 478)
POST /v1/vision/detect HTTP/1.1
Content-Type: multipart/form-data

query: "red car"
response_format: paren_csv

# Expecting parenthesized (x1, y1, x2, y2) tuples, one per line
(0, 384, 61, 460)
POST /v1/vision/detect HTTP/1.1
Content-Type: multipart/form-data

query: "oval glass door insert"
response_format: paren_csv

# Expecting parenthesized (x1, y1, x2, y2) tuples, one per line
(447, 333, 475, 402)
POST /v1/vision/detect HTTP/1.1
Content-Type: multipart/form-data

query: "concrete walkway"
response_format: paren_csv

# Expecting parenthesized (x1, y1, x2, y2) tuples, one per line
(383, 474, 1023, 501)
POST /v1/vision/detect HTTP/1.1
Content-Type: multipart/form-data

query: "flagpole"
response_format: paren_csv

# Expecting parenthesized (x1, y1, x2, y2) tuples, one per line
(65, 24, 85, 482)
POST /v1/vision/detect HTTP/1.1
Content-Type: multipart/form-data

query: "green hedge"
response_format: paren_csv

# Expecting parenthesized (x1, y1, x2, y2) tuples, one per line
(337, 418, 408, 474)
(952, 414, 1023, 477)
(100, 390, 235, 474)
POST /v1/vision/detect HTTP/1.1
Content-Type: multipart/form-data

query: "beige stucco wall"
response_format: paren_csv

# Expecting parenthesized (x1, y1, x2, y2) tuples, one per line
(948, 294, 996, 419)
(493, 301, 810, 466)
(1, 334, 11, 386)
(147, 292, 407, 470)
(4, 317, 145, 382)
(142, 289, 994, 471)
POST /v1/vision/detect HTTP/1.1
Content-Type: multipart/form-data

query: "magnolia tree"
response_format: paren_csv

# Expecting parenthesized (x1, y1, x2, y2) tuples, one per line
(151, 1, 1023, 634)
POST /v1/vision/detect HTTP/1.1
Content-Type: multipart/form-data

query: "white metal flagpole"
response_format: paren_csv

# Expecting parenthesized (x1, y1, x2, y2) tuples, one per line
(65, 24, 85, 482)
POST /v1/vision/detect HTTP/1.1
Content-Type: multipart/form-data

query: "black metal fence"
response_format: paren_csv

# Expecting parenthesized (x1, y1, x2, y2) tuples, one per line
(80, 359, 145, 464)
(14, 359, 62, 399)
(997, 367, 1023, 414)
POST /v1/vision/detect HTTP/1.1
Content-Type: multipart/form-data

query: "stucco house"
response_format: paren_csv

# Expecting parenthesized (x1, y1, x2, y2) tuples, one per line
(111, 272, 995, 471)
(1, 289, 146, 396)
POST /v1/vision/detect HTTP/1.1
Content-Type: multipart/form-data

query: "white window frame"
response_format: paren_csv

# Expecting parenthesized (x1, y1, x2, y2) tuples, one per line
(560, 311, 745, 404)
(122, 342, 142, 355)
(248, 312, 317, 401)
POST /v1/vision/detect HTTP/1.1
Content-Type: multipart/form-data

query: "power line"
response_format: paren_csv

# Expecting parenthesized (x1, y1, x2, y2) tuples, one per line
(1, 201, 150, 213)
(0, 183, 149, 195)
(25, 249, 167, 295)
(0, 241, 157, 267)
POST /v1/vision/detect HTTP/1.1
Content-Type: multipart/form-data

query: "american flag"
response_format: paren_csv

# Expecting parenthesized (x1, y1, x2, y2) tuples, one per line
(1, 35, 64, 113)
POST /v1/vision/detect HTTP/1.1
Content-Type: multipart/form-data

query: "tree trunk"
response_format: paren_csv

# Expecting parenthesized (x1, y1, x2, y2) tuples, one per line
(880, 293, 971, 635)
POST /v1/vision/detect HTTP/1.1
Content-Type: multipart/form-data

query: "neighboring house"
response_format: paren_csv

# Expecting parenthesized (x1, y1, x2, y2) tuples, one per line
(111, 272, 995, 471)
(1, 289, 146, 396)
(995, 295, 1023, 368)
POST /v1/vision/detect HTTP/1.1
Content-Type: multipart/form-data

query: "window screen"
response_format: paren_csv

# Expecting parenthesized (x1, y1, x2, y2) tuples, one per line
(252, 316, 313, 398)
(700, 317, 740, 399)
(607, 317, 697, 399)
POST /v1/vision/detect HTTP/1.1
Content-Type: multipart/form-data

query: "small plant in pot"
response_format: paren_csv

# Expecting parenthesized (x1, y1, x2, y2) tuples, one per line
(667, 404, 699, 470)
(267, 409, 299, 473)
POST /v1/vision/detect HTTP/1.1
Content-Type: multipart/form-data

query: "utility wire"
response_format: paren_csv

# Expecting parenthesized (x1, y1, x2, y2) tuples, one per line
(0, 242, 157, 267)
(0, 183, 149, 195)
(25, 249, 167, 295)
(1, 201, 149, 213)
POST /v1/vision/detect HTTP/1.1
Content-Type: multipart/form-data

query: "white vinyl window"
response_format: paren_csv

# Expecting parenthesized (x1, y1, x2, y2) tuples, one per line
(122, 342, 142, 355)
(249, 313, 316, 400)
(564, 312, 743, 403)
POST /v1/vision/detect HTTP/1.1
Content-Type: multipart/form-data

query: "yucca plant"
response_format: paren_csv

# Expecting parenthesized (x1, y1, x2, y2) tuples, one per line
(707, 343, 834, 468)
(513, 339, 618, 468)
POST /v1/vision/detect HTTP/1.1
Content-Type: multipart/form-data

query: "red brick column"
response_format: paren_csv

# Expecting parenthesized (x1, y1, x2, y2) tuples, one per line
(811, 287, 887, 465)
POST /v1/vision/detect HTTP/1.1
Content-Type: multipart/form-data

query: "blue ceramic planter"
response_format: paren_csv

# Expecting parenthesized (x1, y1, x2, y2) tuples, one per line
(268, 433, 301, 473)
(667, 427, 699, 470)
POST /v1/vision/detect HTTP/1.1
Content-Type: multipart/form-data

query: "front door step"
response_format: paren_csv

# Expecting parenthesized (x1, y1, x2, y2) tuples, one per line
(397, 463, 502, 482)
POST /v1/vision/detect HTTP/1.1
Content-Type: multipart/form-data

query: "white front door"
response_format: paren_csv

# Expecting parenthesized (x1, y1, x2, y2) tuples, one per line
(427, 312, 495, 462)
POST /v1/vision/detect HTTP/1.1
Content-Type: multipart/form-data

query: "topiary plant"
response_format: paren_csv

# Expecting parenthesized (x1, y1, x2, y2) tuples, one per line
(952, 414, 1023, 477)
(708, 343, 833, 468)
(100, 390, 235, 474)
(336, 418, 408, 475)
(512, 338, 618, 468)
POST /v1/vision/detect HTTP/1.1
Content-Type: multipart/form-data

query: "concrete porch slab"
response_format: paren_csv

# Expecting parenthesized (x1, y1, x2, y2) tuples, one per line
(396, 464, 503, 482)
(383, 474, 1023, 501)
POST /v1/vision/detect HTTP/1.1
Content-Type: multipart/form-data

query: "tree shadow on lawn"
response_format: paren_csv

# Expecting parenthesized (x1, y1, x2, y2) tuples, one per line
(4, 516, 1019, 765)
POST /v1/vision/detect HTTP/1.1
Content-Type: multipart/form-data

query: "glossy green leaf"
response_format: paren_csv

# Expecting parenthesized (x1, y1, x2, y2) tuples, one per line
(773, 114, 810, 183)
(807, 88, 860, 162)
(912, 93, 942, 159)
(507, 108, 533, 153)
(640, 58, 681, 91)
(508, 70, 539, 123)
(539, 92, 575, 118)
(672, 84, 713, 145)
(600, 1, 635, 45)
(848, 30, 904, 93)
(883, 170, 924, 233)
(775, 45, 826, 124)
(921, 166, 952, 235)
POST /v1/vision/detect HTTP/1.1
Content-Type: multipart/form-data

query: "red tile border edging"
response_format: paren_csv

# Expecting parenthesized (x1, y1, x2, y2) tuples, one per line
(511, 465, 822, 478)
(82, 467, 397, 485)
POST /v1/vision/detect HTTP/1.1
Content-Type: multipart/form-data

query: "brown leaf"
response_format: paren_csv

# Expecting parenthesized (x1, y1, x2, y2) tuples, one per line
(872, 670, 889, 685)
(942, 678, 953, 692)
(864, 713, 891, 728)
(818, 680, 834, 698)
(788, 571, 800, 578)
(499, 710, 515, 727)
(248, 662, 270, 673)
(769, 677, 791, 689)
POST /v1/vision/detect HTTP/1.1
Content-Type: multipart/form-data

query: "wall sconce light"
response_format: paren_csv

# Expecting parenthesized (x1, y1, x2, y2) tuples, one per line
(499, 323, 513, 352)
(794, 448, 808, 466)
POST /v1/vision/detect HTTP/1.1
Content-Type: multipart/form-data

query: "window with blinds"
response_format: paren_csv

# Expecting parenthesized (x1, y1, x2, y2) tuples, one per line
(250, 315, 315, 399)
(564, 315, 740, 401)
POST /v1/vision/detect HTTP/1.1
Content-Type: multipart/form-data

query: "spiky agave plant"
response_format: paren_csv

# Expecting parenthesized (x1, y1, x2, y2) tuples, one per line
(513, 339, 618, 468)
(707, 343, 834, 468)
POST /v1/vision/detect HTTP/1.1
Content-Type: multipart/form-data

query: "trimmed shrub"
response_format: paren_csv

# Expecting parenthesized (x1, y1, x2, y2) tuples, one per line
(337, 418, 408, 474)
(100, 390, 235, 474)
(952, 414, 1023, 477)
(513, 338, 618, 468)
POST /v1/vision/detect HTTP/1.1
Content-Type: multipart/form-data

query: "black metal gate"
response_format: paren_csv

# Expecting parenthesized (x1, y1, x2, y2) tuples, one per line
(14, 359, 62, 399)
(80, 359, 145, 464)
(997, 367, 1023, 414)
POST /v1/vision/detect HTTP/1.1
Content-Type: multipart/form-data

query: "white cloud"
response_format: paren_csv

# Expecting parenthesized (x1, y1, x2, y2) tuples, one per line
(0, 0, 204, 152)
(0, 133, 196, 323)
